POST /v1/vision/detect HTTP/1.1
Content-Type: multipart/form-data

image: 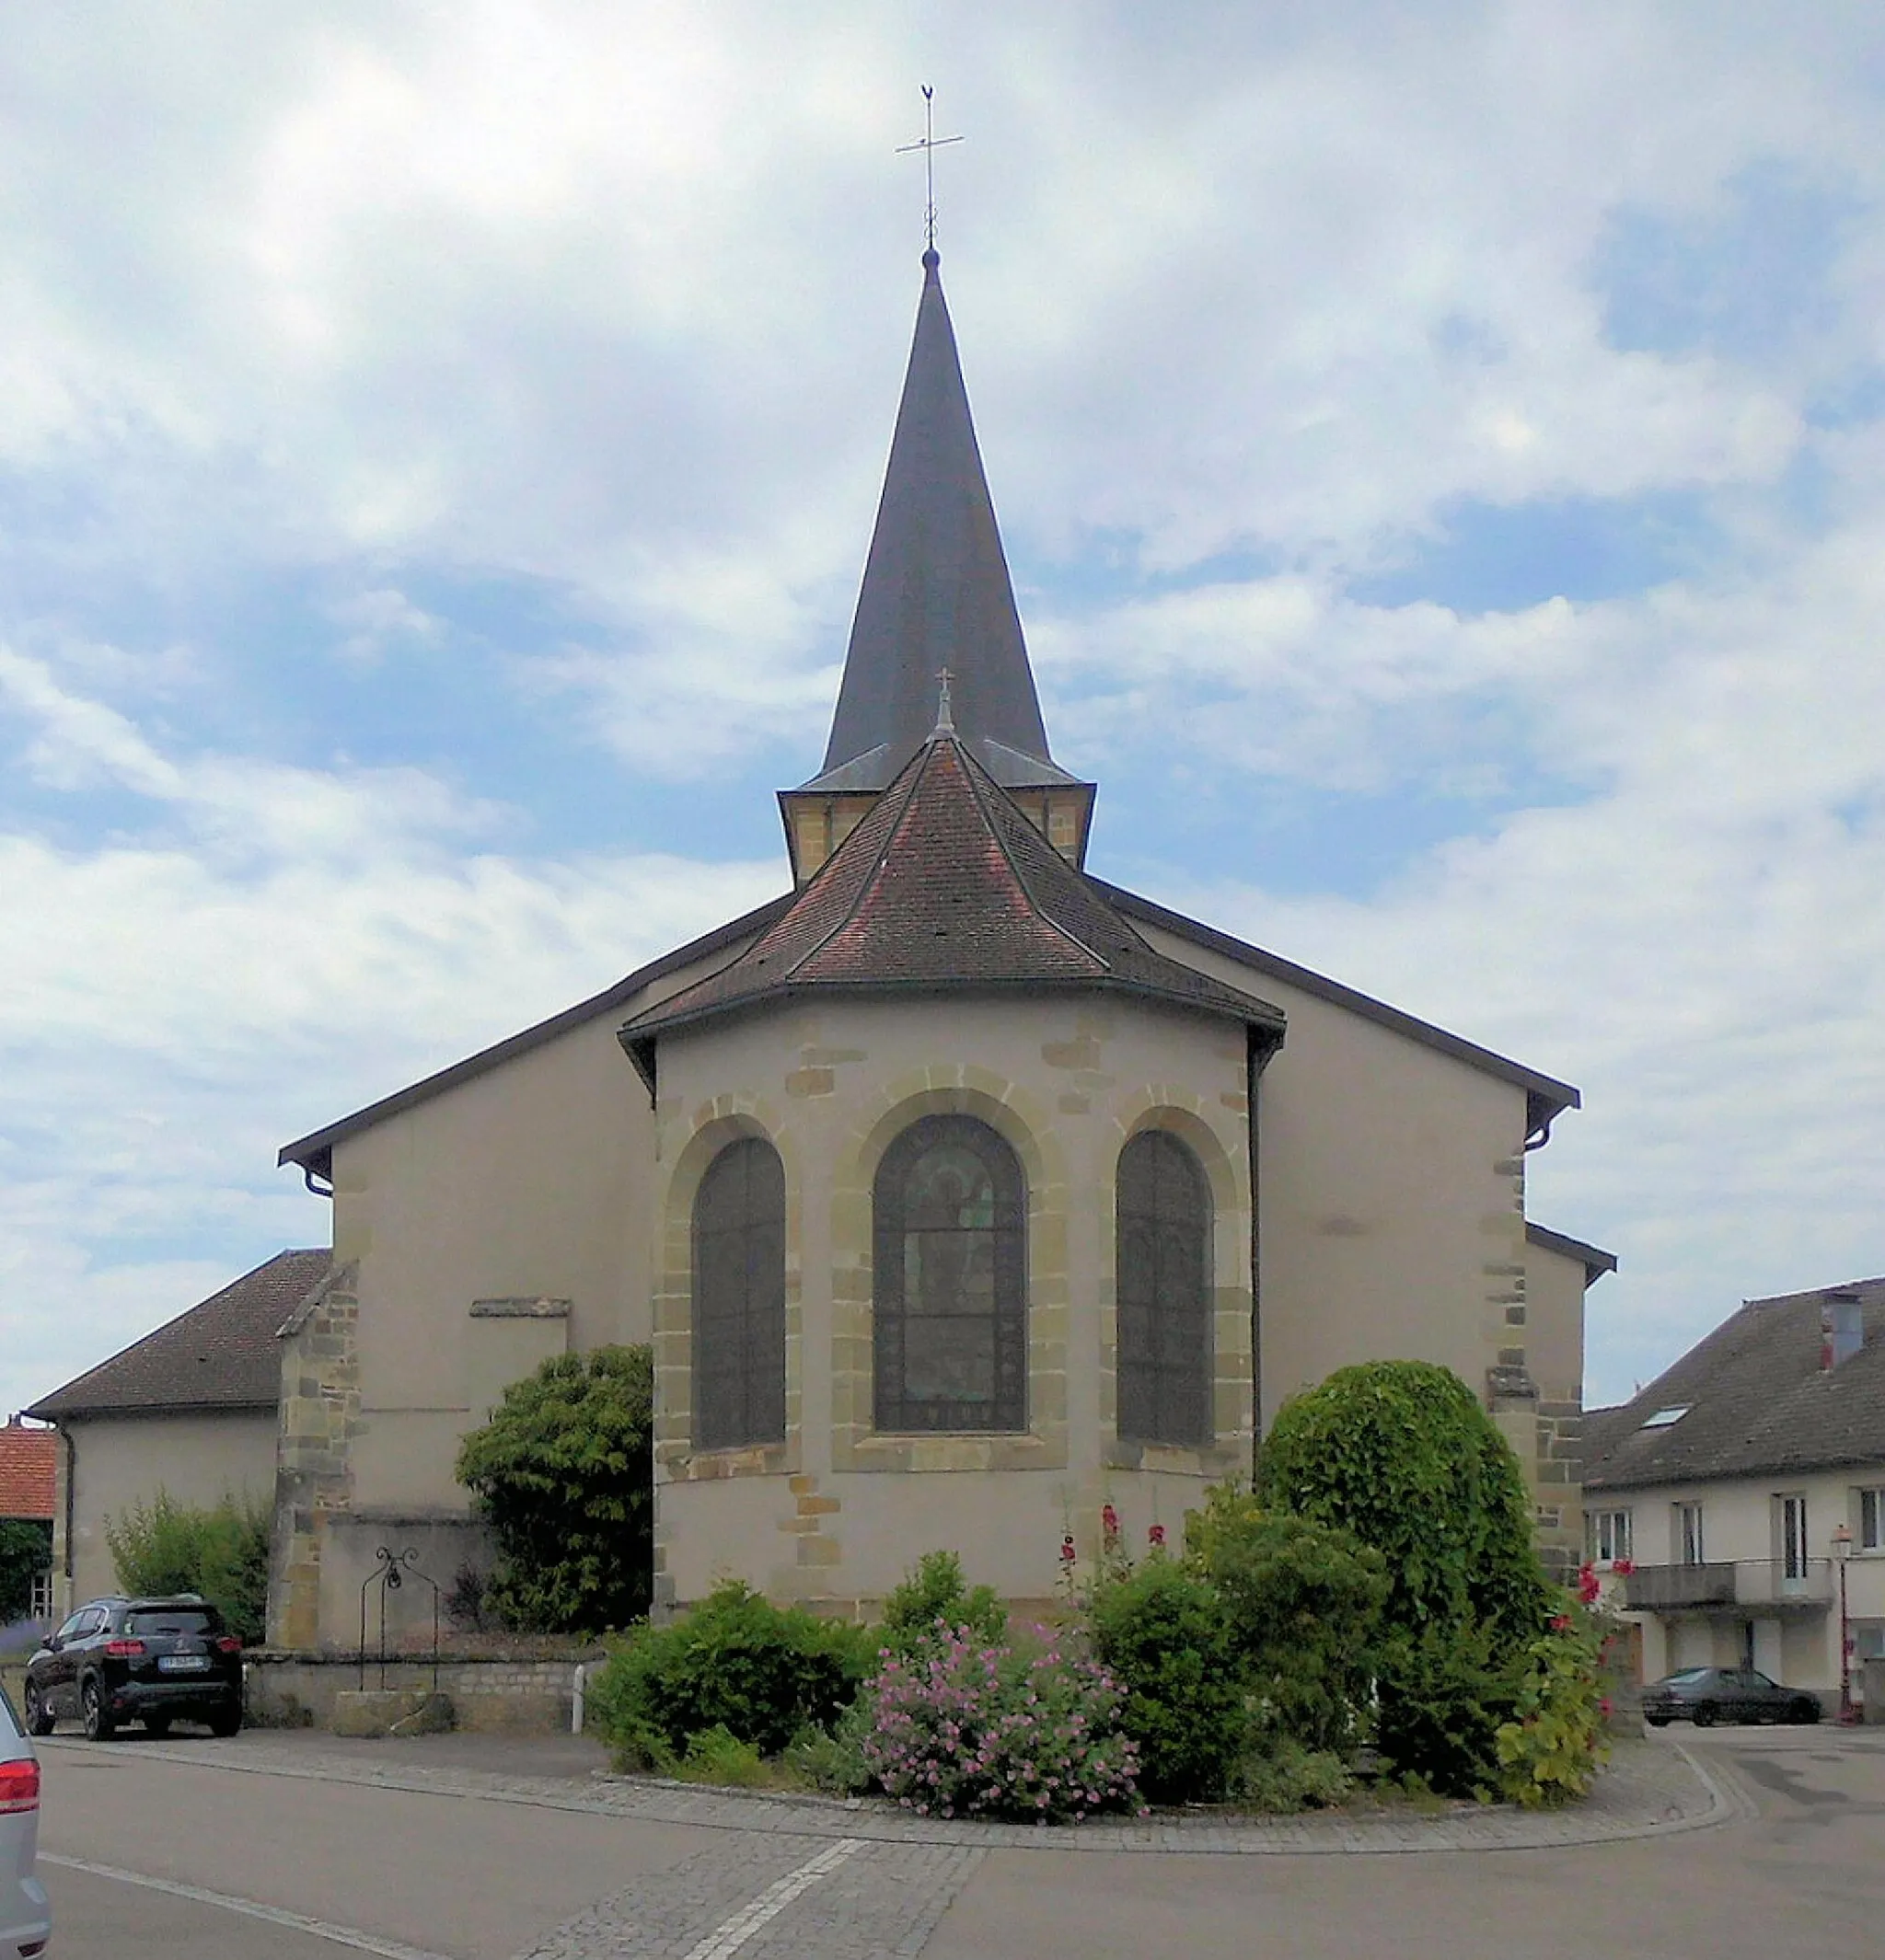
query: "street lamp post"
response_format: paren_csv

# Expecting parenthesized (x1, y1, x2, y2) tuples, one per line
(1832, 1522, 1855, 1724)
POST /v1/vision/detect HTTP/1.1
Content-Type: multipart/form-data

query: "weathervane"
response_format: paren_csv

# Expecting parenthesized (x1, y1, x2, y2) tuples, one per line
(896, 85, 962, 253)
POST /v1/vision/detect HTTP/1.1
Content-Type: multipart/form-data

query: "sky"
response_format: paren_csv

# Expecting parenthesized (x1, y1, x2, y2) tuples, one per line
(4, 2, 1883, 1425)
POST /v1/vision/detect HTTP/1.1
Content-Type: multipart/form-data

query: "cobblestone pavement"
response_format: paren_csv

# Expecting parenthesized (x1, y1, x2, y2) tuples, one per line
(54, 1725, 1728, 1856)
(510, 1836, 986, 1960)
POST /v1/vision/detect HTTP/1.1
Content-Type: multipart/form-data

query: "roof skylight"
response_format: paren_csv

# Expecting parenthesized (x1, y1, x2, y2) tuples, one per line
(1641, 1405, 1690, 1428)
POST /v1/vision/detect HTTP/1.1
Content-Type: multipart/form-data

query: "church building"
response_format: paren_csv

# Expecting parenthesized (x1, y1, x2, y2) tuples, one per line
(272, 248, 1612, 1645)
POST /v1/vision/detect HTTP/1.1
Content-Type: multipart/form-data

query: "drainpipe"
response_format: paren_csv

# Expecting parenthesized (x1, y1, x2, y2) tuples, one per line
(61, 1426, 77, 1612)
(1246, 1026, 1281, 1468)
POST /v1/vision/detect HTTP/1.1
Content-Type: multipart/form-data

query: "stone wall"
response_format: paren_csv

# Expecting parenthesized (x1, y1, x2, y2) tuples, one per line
(268, 1262, 363, 1650)
(244, 1646, 605, 1733)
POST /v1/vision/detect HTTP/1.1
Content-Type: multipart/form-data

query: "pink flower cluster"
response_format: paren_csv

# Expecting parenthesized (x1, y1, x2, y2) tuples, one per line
(859, 1625, 1143, 1824)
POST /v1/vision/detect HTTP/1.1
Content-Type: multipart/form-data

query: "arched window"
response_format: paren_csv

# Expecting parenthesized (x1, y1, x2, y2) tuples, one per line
(692, 1136, 786, 1449)
(873, 1114, 1027, 1432)
(1116, 1130, 1212, 1447)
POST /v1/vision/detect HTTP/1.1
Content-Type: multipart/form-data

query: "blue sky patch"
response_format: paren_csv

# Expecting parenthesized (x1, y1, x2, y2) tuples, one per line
(1593, 160, 1866, 363)
(1349, 490, 1719, 614)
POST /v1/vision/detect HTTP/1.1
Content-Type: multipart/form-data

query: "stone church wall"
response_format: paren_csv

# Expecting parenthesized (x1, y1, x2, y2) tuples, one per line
(650, 991, 1255, 1614)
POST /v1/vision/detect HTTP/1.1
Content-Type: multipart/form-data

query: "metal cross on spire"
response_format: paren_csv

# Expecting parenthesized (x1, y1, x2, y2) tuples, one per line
(896, 85, 962, 253)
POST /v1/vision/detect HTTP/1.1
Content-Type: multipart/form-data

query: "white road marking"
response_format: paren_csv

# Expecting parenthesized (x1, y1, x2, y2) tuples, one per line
(40, 1851, 460, 1960)
(679, 1836, 863, 1960)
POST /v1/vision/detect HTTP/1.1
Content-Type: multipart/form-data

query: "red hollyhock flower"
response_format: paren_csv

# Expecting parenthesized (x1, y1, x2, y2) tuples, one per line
(1552, 1614, 1572, 1632)
(1059, 1535, 1076, 1564)
(1613, 1559, 1634, 1576)
(1101, 1504, 1120, 1540)
(1147, 1524, 1166, 1548)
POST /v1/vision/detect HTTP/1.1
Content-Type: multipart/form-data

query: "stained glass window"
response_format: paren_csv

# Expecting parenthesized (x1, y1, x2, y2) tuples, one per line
(873, 1115, 1026, 1432)
(1115, 1130, 1212, 1447)
(692, 1136, 786, 1449)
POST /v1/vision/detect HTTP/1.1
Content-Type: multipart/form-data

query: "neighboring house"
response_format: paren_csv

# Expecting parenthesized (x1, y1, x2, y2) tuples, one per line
(1584, 1276, 1885, 1707)
(27, 1250, 331, 1615)
(262, 248, 1613, 1650)
(0, 1417, 57, 1620)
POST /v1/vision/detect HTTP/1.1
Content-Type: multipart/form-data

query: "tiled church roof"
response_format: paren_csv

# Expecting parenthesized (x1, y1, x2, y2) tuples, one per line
(28, 1249, 331, 1419)
(621, 731, 1286, 1074)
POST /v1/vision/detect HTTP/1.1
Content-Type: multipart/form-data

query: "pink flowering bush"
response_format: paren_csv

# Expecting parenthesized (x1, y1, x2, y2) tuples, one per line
(859, 1624, 1143, 1822)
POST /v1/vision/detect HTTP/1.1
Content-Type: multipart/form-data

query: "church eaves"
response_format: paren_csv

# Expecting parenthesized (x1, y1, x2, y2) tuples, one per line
(809, 250, 1068, 793)
(622, 730, 1285, 1089)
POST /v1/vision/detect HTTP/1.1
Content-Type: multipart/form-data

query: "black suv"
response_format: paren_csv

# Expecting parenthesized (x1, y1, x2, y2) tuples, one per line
(22, 1596, 243, 1740)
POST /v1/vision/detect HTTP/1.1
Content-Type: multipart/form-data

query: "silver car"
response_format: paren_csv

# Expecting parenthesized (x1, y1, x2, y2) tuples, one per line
(0, 1684, 51, 1957)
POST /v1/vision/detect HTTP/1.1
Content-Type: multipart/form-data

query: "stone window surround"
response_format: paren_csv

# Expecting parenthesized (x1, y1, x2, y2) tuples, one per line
(1098, 1100, 1253, 1485)
(653, 1098, 803, 1487)
(655, 1071, 1254, 1486)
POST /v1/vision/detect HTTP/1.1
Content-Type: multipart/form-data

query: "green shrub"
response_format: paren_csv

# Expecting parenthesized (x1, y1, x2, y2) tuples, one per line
(786, 1702, 874, 1795)
(1088, 1553, 1246, 1803)
(877, 1550, 1006, 1659)
(105, 1490, 271, 1643)
(1236, 1736, 1354, 1813)
(455, 1344, 653, 1634)
(1373, 1622, 1519, 1797)
(1185, 1487, 1386, 1756)
(588, 1579, 873, 1765)
(1496, 1608, 1612, 1806)
(670, 1724, 769, 1786)
(1256, 1361, 1552, 1652)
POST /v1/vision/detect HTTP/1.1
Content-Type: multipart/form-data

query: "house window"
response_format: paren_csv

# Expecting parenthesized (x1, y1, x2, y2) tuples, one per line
(1861, 1486, 1884, 1551)
(873, 1113, 1026, 1433)
(1587, 1508, 1632, 1566)
(692, 1136, 787, 1450)
(29, 1571, 52, 1620)
(1779, 1493, 1810, 1583)
(1676, 1501, 1705, 1566)
(1116, 1129, 1212, 1447)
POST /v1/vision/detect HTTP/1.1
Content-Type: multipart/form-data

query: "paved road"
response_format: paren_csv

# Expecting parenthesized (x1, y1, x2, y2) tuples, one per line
(31, 1724, 1885, 1958)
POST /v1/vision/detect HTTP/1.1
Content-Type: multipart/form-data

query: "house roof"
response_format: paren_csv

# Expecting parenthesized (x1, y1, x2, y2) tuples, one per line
(1526, 1222, 1619, 1287)
(26, 1249, 332, 1420)
(813, 249, 1060, 793)
(1094, 882, 1582, 1137)
(621, 730, 1288, 1076)
(0, 1417, 56, 1522)
(1584, 1275, 1885, 1490)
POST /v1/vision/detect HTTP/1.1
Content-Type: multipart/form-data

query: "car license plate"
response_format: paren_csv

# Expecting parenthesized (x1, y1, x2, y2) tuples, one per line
(158, 1654, 210, 1672)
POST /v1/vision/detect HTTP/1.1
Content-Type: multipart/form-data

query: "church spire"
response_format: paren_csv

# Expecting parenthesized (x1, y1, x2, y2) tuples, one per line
(813, 251, 1059, 790)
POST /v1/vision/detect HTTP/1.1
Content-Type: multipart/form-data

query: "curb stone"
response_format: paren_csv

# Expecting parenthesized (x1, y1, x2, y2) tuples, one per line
(41, 1730, 1732, 1855)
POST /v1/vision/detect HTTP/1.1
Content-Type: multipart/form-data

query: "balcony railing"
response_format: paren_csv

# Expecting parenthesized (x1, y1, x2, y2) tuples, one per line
(1623, 1559, 1833, 1611)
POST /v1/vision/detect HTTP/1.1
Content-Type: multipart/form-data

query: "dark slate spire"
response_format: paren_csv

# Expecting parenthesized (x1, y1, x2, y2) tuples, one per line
(812, 251, 1063, 791)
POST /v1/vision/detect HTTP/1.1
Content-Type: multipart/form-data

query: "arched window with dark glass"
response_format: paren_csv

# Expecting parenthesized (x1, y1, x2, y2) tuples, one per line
(873, 1114, 1027, 1433)
(1116, 1130, 1212, 1447)
(692, 1136, 786, 1450)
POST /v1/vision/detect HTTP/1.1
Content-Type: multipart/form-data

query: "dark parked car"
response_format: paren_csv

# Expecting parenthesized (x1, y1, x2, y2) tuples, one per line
(1642, 1666, 1821, 1728)
(22, 1595, 243, 1741)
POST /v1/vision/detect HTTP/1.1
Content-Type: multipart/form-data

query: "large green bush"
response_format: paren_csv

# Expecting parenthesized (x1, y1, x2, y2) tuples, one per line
(455, 1344, 653, 1634)
(105, 1490, 271, 1643)
(1185, 1486, 1387, 1755)
(1256, 1360, 1553, 1649)
(0, 1520, 52, 1624)
(1088, 1553, 1246, 1803)
(588, 1580, 873, 1764)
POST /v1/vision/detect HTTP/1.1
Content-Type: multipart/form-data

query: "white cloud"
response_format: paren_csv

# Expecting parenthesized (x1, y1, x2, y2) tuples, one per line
(3, 1, 1885, 1420)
